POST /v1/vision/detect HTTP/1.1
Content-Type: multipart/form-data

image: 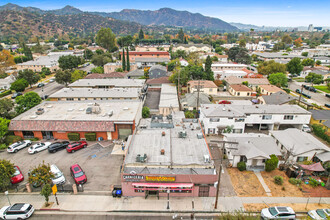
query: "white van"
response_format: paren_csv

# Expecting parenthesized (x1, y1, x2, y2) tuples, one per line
(51, 165, 66, 185)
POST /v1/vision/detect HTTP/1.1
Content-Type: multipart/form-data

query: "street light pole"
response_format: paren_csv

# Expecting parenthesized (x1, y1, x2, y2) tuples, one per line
(167, 189, 170, 210)
(5, 191, 11, 206)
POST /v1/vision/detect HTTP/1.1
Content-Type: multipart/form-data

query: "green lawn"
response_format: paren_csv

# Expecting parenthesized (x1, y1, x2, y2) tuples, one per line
(292, 77, 305, 82)
(314, 85, 330, 93)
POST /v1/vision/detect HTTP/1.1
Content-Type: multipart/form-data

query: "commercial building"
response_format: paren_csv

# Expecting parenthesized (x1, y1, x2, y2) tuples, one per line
(122, 113, 217, 198)
(9, 101, 142, 141)
(200, 104, 311, 135)
(119, 51, 170, 63)
(172, 44, 212, 53)
(85, 72, 127, 79)
(69, 79, 145, 89)
(104, 62, 138, 73)
(210, 63, 247, 72)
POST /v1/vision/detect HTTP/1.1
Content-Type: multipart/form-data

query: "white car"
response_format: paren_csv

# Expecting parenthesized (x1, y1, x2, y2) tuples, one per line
(261, 206, 296, 219)
(7, 140, 32, 153)
(28, 142, 51, 154)
(0, 203, 34, 219)
(302, 124, 311, 133)
(308, 209, 330, 219)
(51, 164, 66, 185)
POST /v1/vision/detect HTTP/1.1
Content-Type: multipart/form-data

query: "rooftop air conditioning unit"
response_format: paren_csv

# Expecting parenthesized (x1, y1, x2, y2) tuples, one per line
(108, 110, 113, 117)
(178, 131, 187, 138)
(136, 154, 147, 163)
(197, 133, 203, 139)
(204, 155, 210, 163)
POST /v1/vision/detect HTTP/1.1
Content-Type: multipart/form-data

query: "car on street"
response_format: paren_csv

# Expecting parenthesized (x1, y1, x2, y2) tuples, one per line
(11, 92, 23, 99)
(325, 94, 330, 98)
(50, 164, 66, 185)
(28, 142, 51, 154)
(7, 140, 32, 153)
(11, 166, 24, 184)
(70, 164, 87, 185)
(302, 124, 311, 133)
(308, 209, 330, 219)
(0, 203, 34, 220)
(49, 78, 55, 83)
(37, 83, 45, 88)
(48, 141, 70, 153)
(41, 94, 49, 100)
(261, 206, 296, 219)
(66, 140, 88, 153)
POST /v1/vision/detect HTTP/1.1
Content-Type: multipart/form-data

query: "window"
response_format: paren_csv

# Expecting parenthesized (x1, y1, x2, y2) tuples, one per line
(296, 156, 308, 162)
(210, 118, 220, 122)
(262, 115, 272, 120)
(66, 98, 74, 101)
(209, 89, 213, 92)
(240, 156, 247, 162)
(284, 115, 294, 120)
(78, 98, 81, 101)
(247, 93, 250, 96)
(237, 92, 240, 96)
(235, 118, 245, 122)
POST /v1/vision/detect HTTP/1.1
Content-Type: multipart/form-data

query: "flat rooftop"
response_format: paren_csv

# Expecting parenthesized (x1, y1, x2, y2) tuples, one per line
(49, 88, 140, 99)
(159, 84, 179, 108)
(124, 117, 215, 174)
(69, 79, 145, 88)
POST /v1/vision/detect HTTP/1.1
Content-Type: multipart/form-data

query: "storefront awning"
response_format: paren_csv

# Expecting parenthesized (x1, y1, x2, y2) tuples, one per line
(132, 183, 193, 188)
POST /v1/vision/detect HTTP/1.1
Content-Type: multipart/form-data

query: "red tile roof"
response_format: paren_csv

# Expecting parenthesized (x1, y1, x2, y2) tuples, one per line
(85, 72, 127, 79)
(146, 77, 171, 85)
(229, 84, 253, 92)
(120, 51, 169, 56)
(188, 80, 218, 88)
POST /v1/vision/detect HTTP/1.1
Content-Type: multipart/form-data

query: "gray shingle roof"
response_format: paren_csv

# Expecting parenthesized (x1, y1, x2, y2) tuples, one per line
(180, 92, 211, 107)
(262, 91, 297, 105)
(309, 110, 330, 120)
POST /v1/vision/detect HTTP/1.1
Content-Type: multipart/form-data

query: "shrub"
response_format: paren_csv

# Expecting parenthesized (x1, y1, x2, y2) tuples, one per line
(0, 90, 12, 98)
(67, 133, 80, 141)
(274, 176, 284, 185)
(0, 144, 7, 150)
(265, 154, 279, 172)
(184, 111, 194, 118)
(4, 135, 22, 145)
(312, 124, 330, 143)
(237, 161, 246, 171)
(85, 133, 96, 141)
(289, 178, 302, 185)
(282, 186, 285, 191)
(309, 178, 320, 187)
(28, 137, 39, 141)
(142, 106, 150, 118)
(283, 88, 290, 94)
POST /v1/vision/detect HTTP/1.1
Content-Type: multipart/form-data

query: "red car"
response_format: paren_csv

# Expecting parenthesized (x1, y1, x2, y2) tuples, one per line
(11, 166, 24, 184)
(66, 141, 87, 153)
(70, 164, 87, 185)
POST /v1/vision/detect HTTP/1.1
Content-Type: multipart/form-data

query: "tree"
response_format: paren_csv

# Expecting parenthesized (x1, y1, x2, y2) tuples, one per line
(305, 72, 323, 85)
(301, 52, 308, 57)
(0, 117, 10, 142)
(316, 60, 322, 65)
(265, 154, 279, 172)
(91, 66, 104, 73)
(41, 67, 51, 75)
(294, 37, 303, 48)
(282, 34, 292, 44)
(126, 47, 130, 71)
(0, 50, 15, 74)
(171, 50, 187, 60)
(32, 37, 44, 54)
(167, 59, 180, 72)
(286, 57, 303, 75)
(257, 60, 287, 76)
(268, 72, 288, 87)
(15, 92, 42, 114)
(122, 48, 126, 71)
(142, 107, 150, 118)
(0, 159, 15, 192)
(71, 69, 86, 82)
(10, 78, 28, 92)
(21, 42, 33, 61)
(227, 47, 251, 64)
(55, 70, 71, 86)
(0, 99, 14, 119)
(242, 81, 249, 87)
(95, 28, 116, 52)
(91, 54, 112, 67)
(40, 184, 52, 206)
(239, 39, 246, 48)
(184, 111, 194, 118)
(58, 55, 82, 70)
(18, 69, 40, 88)
(139, 29, 144, 40)
(178, 28, 185, 43)
(301, 58, 315, 67)
(28, 162, 54, 187)
(84, 49, 94, 60)
(204, 55, 214, 81)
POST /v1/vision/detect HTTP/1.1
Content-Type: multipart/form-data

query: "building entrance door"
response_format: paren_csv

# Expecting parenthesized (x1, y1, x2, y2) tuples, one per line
(252, 159, 258, 166)
(42, 131, 54, 140)
(198, 186, 209, 197)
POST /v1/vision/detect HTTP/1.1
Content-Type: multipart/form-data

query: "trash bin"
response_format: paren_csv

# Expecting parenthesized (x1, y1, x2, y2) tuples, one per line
(116, 189, 122, 198)
(112, 189, 117, 197)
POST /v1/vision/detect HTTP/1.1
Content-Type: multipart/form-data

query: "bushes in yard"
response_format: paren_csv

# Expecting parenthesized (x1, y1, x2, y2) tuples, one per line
(265, 154, 279, 172)
(4, 135, 22, 145)
(289, 178, 302, 186)
(311, 124, 330, 143)
(85, 133, 96, 141)
(142, 106, 150, 118)
(309, 178, 320, 187)
(274, 176, 284, 185)
(0, 90, 12, 98)
(237, 161, 246, 171)
(67, 133, 80, 141)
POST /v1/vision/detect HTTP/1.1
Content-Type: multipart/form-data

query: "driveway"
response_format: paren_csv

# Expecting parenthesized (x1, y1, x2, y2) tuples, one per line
(0, 142, 123, 192)
(144, 90, 161, 110)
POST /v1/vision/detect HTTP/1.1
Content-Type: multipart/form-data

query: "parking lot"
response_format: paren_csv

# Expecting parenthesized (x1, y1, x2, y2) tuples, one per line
(0, 142, 123, 192)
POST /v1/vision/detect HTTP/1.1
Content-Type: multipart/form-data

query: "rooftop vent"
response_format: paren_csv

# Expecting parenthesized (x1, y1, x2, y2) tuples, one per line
(79, 108, 84, 111)
(67, 108, 74, 112)
(36, 108, 44, 115)
(30, 115, 37, 119)
(123, 107, 129, 110)
(197, 133, 203, 139)
(178, 131, 187, 138)
(136, 154, 147, 163)
(108, 110, 113, 117)
(160, 149, 165, 155)
(162, 131, 166, 136)
(46, 105, 53, 108)
(204, 155, 210, 163)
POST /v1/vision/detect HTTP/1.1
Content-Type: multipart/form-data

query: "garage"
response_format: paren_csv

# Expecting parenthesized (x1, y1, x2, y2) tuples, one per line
(117, 124, 133, 140)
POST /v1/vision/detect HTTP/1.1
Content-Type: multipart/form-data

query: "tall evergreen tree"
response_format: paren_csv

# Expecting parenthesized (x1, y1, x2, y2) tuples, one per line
(184, 36, 188, 44)
(178, 28, 185, 43)
(122, 48, 126, 71)
(21, 42, 33, 61)
(205, 55, 214, 81)
(139, 29, 144, 40)
(126, 47, 130, 72)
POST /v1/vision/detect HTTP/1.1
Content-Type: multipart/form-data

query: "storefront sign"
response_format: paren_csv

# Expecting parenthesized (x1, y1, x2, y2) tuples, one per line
(145, 176, 176, 182)
(123, 175, 144, 181)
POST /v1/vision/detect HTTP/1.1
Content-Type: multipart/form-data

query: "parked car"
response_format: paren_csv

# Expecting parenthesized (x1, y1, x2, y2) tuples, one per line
(260, 124, 269, 130)
(295, 89, 301, 94)
(325, 104, 330, 108)
(49, 78, 55, 83)
(70, 164, 87, 185)
(11, 166, 24, 184)
(308, 209, 330, 219)
(325, 94, 330, 98)
(11, 92, 22, 99)
(50, 164, 66, 185)
(41, 94, 49, 100)
(48, 141, 70, 153)
(0, 203, 34, 220)
(66, 141, 87, 153)
(261, 206, 296, 219)
(28, 142, 51, 154)
(7, 140, 32, 153)
(302, 124, 311, 133)
(37, 83, 45, 88)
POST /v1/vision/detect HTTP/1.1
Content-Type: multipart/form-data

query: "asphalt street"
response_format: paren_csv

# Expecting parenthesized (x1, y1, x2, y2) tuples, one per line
(32, 81, 65, 98)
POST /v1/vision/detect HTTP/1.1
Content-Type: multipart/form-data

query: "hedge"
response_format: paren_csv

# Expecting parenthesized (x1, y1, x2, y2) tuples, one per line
(237, 161, 246, 171)
(312, 124, 330, 143)
(0, 90, 12, 98)
(85, 133, 96, 141)
(67, 133, 80, 141)
(5, 135, 22, 145)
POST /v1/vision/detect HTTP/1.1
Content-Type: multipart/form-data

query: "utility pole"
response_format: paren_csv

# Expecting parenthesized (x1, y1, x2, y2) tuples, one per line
(298, 84, 304, 106)
(196, 79, 200, 118)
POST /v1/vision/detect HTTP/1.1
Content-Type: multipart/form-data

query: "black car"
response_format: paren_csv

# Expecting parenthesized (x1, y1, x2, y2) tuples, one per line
(325, 94, 330, 98)
(11, 92, 23, 99)
(48, 141, 70, 153)
(37, 83, 45, 88)
(41, 95, 49, 100)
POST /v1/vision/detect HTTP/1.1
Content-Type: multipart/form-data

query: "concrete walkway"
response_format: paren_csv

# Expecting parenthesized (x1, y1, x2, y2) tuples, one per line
(254, 171, 272, 197)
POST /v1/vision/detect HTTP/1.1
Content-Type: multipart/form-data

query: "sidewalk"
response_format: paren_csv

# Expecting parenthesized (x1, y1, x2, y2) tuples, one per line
(1, 193, 329, 213)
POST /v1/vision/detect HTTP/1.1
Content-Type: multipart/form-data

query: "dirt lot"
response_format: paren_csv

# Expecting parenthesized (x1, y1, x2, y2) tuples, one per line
(227, 168, 266, 197)
(0, 142, 123, 192)
(244, 203, 329, 212)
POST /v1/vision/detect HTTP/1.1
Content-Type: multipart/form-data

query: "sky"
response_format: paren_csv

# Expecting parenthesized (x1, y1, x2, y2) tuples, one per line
(1, 0, 330, 27)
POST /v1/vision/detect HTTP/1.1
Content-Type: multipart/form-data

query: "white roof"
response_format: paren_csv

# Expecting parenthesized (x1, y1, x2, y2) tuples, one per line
(69, 79, 145, 88)
(159, 84, 179, 108)
(50, 88, 140, 99)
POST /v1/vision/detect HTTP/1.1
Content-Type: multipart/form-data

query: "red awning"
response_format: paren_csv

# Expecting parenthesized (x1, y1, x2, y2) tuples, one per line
(300, 162, 325, 172)
(132, 183, 193, 188)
